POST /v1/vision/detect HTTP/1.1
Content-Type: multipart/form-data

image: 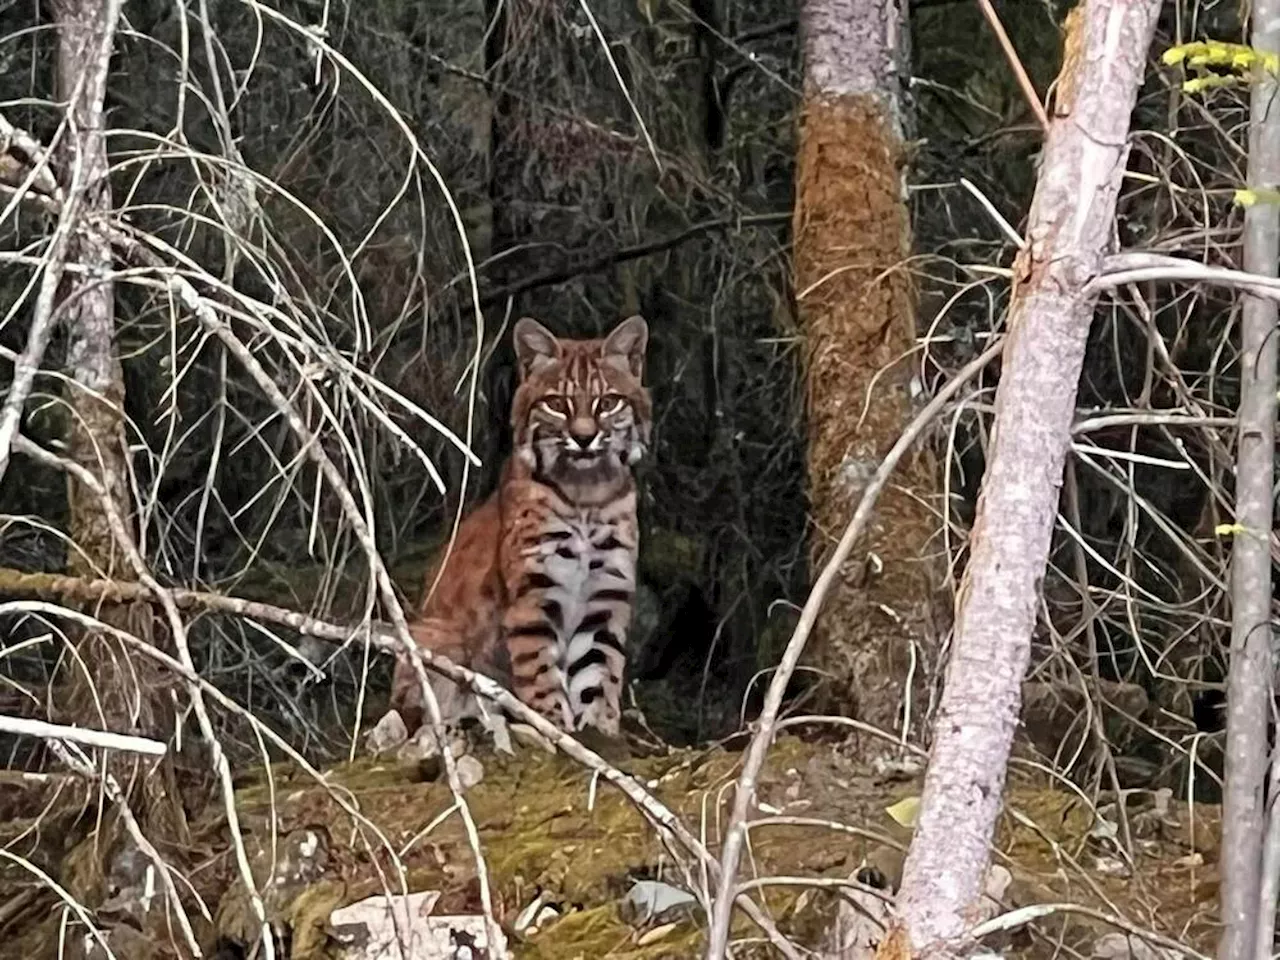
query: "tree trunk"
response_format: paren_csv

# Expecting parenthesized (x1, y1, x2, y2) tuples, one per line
(887, 1, 1161, 955)
(52, 0, 176, 769)
(54, 0, 127, 581)
(1218, 4, 1280, 958)
(794, 0, 943, 738)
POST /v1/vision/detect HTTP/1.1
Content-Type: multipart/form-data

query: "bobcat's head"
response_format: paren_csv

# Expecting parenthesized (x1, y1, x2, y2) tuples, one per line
(511, 315, 651, 489)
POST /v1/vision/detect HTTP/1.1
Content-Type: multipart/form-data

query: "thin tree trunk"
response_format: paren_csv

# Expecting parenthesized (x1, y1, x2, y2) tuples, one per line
(1219, 4, 1280, 958)
(795, 0, 944, 740)
(887, 1, 1160, 955)
(53, 0, 128, 579)
(52, 0, 177, 765)
(1257, 751, 1280, 960)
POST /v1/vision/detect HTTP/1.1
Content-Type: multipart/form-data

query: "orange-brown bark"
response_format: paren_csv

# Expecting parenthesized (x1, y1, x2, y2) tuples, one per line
(794, 94, 943, 736)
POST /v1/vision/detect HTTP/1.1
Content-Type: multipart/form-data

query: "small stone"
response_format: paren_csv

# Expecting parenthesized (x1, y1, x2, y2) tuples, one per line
(455, 754, 485, 791)
(1092, 855, 1128, 877)
(395, 725, 468, 766)
(365, 710, 408, 755)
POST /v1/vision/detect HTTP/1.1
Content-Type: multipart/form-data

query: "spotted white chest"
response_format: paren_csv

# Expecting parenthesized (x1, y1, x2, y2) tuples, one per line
(533, 517, 633, 656)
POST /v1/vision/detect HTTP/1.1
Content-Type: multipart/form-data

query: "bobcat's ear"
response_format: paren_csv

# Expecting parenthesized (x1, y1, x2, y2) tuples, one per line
(513, 317, 561, 378)
(602, 315, 648, 379)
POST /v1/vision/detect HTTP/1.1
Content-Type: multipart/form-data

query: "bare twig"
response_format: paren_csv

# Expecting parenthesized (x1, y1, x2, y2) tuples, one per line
(476, 212, 790, 308)
(0, 119, 89, 484)
(1093, 251, 1280, 300)
(976, 0, 1050, 132)
(968, 902, 1212, 960)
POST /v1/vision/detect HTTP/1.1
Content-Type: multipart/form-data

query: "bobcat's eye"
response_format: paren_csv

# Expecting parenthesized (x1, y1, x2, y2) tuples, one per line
(539, 395, 571, 418)
(595, 393, 625, 416)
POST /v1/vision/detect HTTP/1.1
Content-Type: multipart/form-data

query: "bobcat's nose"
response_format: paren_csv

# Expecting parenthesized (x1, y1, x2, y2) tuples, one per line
(569, 419, 599, 450)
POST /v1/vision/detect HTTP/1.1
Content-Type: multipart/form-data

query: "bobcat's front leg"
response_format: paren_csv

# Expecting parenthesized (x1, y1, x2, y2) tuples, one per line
(503, 574, 573, 730)
(390, 617, 470, 734)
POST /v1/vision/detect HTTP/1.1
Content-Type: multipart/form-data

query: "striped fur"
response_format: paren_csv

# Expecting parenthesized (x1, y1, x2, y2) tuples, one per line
(391, 315, 651, 738)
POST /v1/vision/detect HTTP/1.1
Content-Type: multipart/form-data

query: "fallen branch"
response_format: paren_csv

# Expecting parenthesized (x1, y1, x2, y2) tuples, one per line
(703, 336, 1005, 960)
(0, 567, 380, 646)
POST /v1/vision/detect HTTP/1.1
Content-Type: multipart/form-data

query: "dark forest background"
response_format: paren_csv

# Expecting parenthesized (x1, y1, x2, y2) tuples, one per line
(0, 0, 1259, 791)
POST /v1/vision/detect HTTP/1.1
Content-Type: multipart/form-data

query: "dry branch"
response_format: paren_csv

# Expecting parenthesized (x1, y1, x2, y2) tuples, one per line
(476, 211, 790, 307)
(704, 336, 1005, 960)
(0, 715, 167, 757)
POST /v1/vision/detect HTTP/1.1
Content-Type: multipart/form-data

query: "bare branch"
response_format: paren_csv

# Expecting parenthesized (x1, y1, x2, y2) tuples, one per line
(0, 713, 168, 756)
(704, 337, 1004, 959)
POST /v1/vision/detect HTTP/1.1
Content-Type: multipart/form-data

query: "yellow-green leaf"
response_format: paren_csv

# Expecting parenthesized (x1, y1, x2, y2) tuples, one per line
(1234, 187, 1280, 207)
(885, 795, 921, 828)
(1183, 75, 1239, 94)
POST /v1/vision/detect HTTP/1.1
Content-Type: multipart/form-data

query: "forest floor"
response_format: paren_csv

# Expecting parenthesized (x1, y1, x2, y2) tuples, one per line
(1, 722, 1221, 959)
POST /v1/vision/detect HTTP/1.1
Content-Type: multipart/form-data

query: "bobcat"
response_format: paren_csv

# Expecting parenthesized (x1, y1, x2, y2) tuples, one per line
(391, 315, 651, 740)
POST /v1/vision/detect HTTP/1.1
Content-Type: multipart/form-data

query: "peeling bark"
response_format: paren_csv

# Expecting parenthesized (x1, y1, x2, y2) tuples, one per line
(1218, 4, 1280, 958)
(887, 1, 1161, 955)
(796, 0, 945, 737)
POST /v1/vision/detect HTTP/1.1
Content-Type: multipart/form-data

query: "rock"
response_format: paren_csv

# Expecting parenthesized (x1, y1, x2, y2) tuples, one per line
(328, 890, 507, 959)
(1092, 932, 1181, 960)
(819, 874, 892, 959)
(365, 710, 409, 755)
(455, 755, 485, 791)
(974, 864, 1012, 924)
(619, 880, 697, 926)
(396, 725, 467, 766)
